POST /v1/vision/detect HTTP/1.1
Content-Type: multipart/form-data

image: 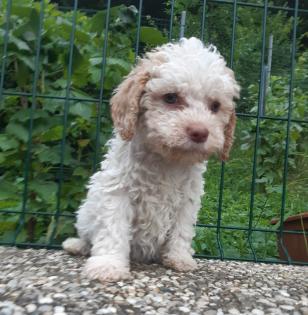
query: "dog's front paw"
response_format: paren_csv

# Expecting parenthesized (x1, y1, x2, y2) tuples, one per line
(84, 256, 131, 282)
(162, 254, 197, 272)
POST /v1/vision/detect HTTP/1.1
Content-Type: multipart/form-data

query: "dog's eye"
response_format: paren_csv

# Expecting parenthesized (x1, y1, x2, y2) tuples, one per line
(163, 93, 178, 104)
(210, 100, 221, 113)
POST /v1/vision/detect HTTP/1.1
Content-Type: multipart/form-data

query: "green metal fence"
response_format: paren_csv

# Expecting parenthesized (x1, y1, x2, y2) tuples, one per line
(0, 0, 307, 265)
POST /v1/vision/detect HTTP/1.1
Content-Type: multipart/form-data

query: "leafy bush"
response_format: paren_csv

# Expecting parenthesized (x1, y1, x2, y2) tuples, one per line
(0, 0, 166, 244)
(241, 51, 308, 194)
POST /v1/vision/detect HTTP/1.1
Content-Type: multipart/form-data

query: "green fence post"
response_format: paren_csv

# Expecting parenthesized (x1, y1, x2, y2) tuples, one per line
(247, 0, 270, 263)
(279, 0, 299, 264)
(13, 0, 45, 244)
(135, 0, 143, 60)
(0, 0, 12, 104)
(168, 0, 175, 41)
(200, 0, 207, 42)
(92, 0, 112, 172)
(48, 0, 79, 246)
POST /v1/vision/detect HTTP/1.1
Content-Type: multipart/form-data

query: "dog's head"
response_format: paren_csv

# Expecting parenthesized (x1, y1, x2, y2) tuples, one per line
(111, 37, 240, 163)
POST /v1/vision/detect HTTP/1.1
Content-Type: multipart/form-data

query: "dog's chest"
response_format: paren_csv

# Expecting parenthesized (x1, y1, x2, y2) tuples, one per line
(127, 165, 194, 260)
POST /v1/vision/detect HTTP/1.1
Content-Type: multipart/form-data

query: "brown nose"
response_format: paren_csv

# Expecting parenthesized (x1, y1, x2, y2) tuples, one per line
(186, 125, 209, 143)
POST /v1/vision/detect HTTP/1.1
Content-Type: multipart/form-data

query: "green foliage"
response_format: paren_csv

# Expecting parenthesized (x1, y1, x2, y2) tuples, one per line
(241, 51, 308, 193)
(0, 0, 166, 244)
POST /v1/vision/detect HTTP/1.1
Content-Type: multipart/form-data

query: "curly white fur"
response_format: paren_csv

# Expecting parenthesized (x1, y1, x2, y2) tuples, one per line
(63, 37, 240, 282)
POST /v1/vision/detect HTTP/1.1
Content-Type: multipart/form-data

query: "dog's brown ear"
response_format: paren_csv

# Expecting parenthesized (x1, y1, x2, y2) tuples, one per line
(220, 68, 239, 161)
(110, 67, 150, 141)
(220, 110, 236, 161)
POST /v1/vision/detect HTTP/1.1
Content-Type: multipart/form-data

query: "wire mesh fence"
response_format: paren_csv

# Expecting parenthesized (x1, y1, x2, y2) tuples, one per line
(0, 0, 307, 265)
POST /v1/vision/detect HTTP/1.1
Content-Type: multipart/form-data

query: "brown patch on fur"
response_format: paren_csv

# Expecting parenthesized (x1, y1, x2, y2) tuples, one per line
(220, 110, 236, 161)
(111, 67, 150, 141)
(226, 68, 241, 99)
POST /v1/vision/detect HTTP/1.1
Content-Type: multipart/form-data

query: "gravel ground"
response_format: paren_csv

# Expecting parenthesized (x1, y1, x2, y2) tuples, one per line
(0, 247, 307, 315)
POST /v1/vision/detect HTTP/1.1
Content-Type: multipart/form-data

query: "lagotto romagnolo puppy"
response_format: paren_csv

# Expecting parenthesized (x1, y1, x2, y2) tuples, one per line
(63, 37, 240, 282)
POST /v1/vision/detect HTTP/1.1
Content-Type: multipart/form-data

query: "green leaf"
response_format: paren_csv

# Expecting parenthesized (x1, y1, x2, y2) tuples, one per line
(5, 123, 29, 142)
(0, 153, 5, 164)
(16, 54, 35, 71)
(0, 221, 17, 233)
(29, 180, 57, 204)
(11, 4, 33, 17)
(15, 61, 31, 87)
(140, 27, 167, 46)
(240, 143, 250, 151)
(107, 58, 132, 72)
(65, 46, 88, 73)
(89, 57, 102, 66)
(255, 177, 268, 184)
(73, 166, 90, 178)
(23, 30, 36, 42)
(0, 200, 20, 209)
(11, 109, 49, 122)
(89, 67, 101, 84)
(89, 5, 125, 34)
(40, 125, 64, 142)
(37, 144, 74, 165)
(10, 35, 31, 51)
(89, 11, 107, 34)
(70, 103, 92, 120)
(267, 185, 283, 194)
(0, 180, 20, 201)
(77, 139, 90, 148)
(0, 135, 19, 151)
(13, 8, 40, 41)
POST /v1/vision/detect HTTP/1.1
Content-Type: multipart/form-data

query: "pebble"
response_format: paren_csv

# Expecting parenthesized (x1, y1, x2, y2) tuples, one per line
(279, 290, 290, 297)
(178, 306, 191, 313)
(38, 296, 53, 304)
(302, 296, 308, 306)
(25, 304, 37, 313)
(96, 306, 117, 314)
(126, 297, 137, 305)
(280, 304, 294, 311)
(7, 279, 18, 289)
(53, 293, 67, 299)
(37, 305, 53, 313)
(301, 307, 308, 315)
(54, 306, 65, 313)
(257, 298, 276, 308)
(0, 247, 307, 315)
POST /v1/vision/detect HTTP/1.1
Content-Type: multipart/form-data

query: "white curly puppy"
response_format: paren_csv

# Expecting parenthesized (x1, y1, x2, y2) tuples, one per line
(63, 37, 240, 282)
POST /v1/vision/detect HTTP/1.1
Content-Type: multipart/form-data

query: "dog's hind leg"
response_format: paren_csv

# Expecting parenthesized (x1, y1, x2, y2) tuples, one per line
(62, 237, 90, 256)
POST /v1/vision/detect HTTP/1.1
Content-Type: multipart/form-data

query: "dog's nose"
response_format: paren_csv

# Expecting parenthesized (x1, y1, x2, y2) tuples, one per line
(186, 125, 209, 143)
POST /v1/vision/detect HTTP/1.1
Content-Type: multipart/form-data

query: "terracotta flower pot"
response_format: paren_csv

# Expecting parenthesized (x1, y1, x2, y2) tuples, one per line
(270, 212, 308, 262)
